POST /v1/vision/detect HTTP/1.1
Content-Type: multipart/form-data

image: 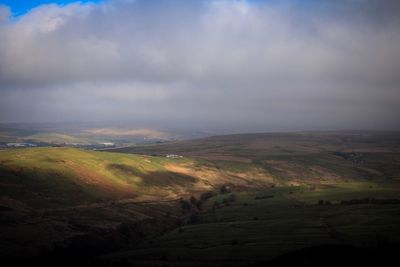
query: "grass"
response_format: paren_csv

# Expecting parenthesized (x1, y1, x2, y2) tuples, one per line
(113, 132, 400, 189)
(1, 144, 399, 209)
(0, 147, 197, 208)
(109, 183, 400, 265)
(1, 131, 400, 265)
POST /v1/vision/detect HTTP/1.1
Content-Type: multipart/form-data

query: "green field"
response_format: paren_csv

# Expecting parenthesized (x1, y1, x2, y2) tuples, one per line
(0, 147, 202, 208)
(1, 131, 400, 266)
(99, 183, 400, 266)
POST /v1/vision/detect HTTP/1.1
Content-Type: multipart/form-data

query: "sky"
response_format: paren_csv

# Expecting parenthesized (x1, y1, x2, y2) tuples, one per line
(0, 0, 399, 132)
(0, 0, 102, 16)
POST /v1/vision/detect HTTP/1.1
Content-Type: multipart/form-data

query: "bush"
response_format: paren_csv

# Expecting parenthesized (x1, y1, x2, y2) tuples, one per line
(212, 201, 221, 211)
(175, 218, 183, 226)
(254, 195, 273, 200)
(222, 194, 236, 204)
(190, 196, 197, 205)
(188, 213, 199, 224)
(180, 199, 191, 211)
(200, 191, 215, 201)
(317, 200, 332, 205)
(190, 196, 202, 209)
(220, 185, 231, 194)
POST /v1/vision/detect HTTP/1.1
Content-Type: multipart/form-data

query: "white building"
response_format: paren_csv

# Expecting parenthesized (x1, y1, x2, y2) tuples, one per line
(166, 154, 183, 158)
(101, 142, 115, 147)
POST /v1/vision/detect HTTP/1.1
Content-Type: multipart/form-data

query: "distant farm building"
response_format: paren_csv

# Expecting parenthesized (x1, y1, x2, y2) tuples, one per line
(166, 154, 183, 158)
(101, 142, 115, 147)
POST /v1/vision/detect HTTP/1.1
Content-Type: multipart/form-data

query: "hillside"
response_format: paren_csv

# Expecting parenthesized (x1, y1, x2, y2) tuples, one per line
(111, 131, 400, 184)
(0, 147, 221, 208)
(0, 148, 192, 260)
(1, 132, 400, 266)
(113, 131, 400, 157)
(0, 147, 275, 261)
(0, 124, 198, 147)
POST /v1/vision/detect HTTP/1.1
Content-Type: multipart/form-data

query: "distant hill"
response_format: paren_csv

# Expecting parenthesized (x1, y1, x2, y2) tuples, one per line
(0, 123, 200, 146)
(1, 132, 400, 265)
(111, 131, 400, 183)
(112, 131, 400, 158)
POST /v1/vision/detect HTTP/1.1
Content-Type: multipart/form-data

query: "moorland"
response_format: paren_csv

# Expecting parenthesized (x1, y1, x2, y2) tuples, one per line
(1, 131, 400, 266)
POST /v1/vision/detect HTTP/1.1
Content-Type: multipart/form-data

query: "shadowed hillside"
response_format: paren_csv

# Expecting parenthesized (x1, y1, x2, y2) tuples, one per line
(111, 131, 400, 184)
(0, 147, 281, 209)
(1, 132, 400, 266)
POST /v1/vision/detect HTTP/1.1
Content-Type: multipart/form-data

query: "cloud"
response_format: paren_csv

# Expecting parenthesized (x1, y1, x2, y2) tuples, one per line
(0, 5, 10, 22)
(0, 0, 399, 131)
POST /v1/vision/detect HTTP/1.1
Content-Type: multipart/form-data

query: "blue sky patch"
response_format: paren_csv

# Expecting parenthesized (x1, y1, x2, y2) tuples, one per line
(0, 0, 103, 16)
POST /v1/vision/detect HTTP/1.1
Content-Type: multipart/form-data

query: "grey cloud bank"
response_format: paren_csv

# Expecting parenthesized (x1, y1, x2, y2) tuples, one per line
(0, 0, 399, 132)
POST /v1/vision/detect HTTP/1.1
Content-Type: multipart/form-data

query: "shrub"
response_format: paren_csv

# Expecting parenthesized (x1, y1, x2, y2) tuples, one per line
(222, 194, 236, 204)
(220, 185, 231, 194)
(190, 196, 202, 209)
(254, 195, 273, 200)
(188, 213, 199, 224)
(200, 191, 214, 201)
(212, 201, 221, 211)
(180, 199, 191, 211)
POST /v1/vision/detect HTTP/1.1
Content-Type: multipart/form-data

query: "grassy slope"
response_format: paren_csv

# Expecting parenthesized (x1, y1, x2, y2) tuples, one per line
(1, 132, 400, 264)
(104, 184, 400, 265)
(0, 147, 200, 208)
(95, 132, 400, 265)
(112, 131, 400, 186)
(2, 132, 400, 208)
(0, 147, 277, 209)
(112, 131, 400, 157)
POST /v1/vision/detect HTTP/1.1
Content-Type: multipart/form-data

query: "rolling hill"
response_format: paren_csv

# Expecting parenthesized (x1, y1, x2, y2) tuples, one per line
(112, 131, 400, 157)
(111, 131, 400, 184)
(1, 131, 400, 266)
(0, 147, 290, 208)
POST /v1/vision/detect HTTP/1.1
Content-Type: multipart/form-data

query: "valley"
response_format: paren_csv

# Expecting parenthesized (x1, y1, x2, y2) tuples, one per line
(0, 131, 400, 266)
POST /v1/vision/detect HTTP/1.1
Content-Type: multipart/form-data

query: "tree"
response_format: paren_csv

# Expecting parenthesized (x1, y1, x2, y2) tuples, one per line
(200, 191, 214, 201)
(180, 199, 191, 211)
(220, 185, 231, 194)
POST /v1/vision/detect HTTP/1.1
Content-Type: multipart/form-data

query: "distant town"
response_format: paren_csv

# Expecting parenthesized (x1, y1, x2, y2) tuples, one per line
(0, 142, 117, 150)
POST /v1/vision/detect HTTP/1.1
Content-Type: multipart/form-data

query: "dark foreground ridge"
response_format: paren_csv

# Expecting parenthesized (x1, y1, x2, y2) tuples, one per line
(1, 131, 400, 266)
(4, 244, 399, 267)
(254, 244, 400, 266)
